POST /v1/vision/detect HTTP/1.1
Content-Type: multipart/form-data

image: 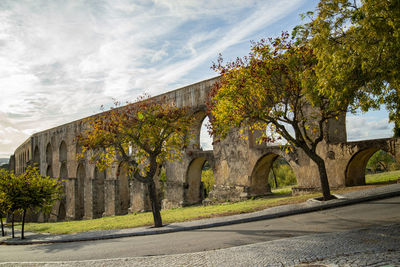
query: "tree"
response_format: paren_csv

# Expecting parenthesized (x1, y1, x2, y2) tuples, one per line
(0, 169, 12, 237)
(78, 97, 193, 227)
(304, 0, 400, 122)
(18, 166, 63, 239)
(366, 150, 399, 173)
(210, 33, 347, 200)
(0, 169, 19, 238)
(0, 167, 62, 239)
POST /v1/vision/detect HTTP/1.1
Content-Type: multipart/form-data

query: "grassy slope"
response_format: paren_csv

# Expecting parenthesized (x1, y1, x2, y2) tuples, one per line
(365, 170, 400, 184)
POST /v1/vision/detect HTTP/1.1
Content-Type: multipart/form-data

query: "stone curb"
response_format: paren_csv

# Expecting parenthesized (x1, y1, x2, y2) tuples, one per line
(1, 184, 399, 245)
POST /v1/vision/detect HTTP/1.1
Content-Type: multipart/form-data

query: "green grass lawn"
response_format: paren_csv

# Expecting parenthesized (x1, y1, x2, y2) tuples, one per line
(16, 172, 397, 235)
(365, 170, 400, 184)
(21, 189, 316, 234)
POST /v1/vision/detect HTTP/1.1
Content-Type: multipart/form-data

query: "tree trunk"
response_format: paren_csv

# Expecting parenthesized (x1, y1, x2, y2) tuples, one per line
(314, 156, 333, 201)
(21, 209, 26, 240)
(11, 213, 14, 238)
(0, 214, 4, 237)
(148, 179, 162, 227)
(271, 167, 278, 188)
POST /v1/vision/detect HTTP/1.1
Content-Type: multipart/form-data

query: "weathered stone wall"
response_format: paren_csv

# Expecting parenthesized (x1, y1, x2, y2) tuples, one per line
(10, 76, 398, 222)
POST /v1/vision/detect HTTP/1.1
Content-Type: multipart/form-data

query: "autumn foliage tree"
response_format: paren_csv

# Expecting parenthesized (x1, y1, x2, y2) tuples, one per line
(78, 97, 193, 227)
(210, 33, 347, 200)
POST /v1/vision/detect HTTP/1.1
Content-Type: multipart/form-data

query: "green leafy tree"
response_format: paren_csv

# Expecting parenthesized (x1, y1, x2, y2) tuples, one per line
(0, 169, 12, 237)
(78, 97, 193, 227)
(201, 168, 214, 198)
(301, 0, 400, 122)
(366, 150, 400, 173)
(0, 169, 19, 238)
(0, 167, 62, 239)
(210, 33, 346, 200)
(268, 159, 297, 188)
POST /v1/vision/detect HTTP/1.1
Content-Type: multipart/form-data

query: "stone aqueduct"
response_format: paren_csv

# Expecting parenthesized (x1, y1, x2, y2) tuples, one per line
(9, 77, 400, 221)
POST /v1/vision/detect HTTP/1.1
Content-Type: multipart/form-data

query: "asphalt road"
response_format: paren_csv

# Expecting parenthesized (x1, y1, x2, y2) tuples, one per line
(0, 196, 399, 263)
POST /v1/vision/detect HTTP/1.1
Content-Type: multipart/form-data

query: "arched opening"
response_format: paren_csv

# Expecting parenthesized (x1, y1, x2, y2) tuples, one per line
(200, 116, 213, 150)
(250, 154, 297, 197)
(93, 167, 105, 218)
(346, 148, 400, 186)
(57, 201, 66, 221)
(46, 143, 52, 178)
(365, 150, 400, 184)
(33, 146, 40, 167)
(117, 162, 130, 215)
(76, 163, 85, 219)
(188, 112, 213, 150)
(46, 164, 53, 177)
(59, 141, 67, 163)
(201, 161, 214, 199)
(185, 157, 214, 205)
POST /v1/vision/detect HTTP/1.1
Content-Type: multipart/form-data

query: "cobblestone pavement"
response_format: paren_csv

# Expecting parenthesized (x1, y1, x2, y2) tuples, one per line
(304, 250, 400, 267)
(1, 223, 399, 266)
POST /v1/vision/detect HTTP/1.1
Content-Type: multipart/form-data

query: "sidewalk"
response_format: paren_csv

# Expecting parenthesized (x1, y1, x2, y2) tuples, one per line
(1, 183, 399, 245)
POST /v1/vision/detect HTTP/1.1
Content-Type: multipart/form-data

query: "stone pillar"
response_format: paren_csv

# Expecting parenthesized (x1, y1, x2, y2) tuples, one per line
(65, 178, 77, 220)
(162, 180, 186, 209)
(83, 179, 93, 219)
(210, 128, 253, 202)
(104, 180, 117, 216)
(129, 179, 150, 213)
(162, 159, 188, 209)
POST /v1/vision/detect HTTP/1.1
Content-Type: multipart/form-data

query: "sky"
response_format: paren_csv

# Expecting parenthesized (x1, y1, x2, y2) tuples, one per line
(0, 0, 393, 158)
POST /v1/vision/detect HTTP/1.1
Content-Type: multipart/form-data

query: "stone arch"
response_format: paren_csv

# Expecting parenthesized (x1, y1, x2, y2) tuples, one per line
(76, 162, 86, 219)
(59, 141, 67, 163)
(188, 111, 212, 150)
(185, 157, 207, 205)
(250, 154, 278, 196)
(117, 162, 130, 215)
(93, 167, 105, 218)
(249, 153, 296, 197)
(344, 147, 395, 186)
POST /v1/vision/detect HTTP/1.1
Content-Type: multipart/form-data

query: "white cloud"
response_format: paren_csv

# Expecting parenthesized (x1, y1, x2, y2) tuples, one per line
(0, 0, 318, 157)
(346, 113, 394, 141)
